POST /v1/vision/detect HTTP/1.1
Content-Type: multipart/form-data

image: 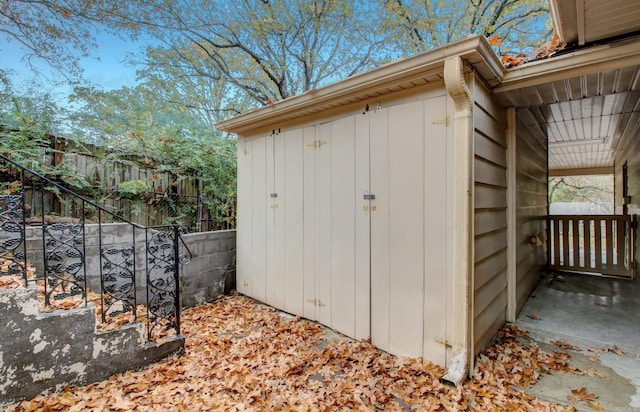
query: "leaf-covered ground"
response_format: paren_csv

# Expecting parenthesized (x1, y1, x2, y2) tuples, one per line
(11, 294, 580, 411)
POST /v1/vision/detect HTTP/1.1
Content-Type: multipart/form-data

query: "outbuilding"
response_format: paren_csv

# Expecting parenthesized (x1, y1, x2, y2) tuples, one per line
(217, 0, 640, 384)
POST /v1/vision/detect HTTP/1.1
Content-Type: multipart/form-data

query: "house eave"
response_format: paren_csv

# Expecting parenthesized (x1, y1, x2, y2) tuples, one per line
(215, 36, 503, 135)
(494, 36, 640, 95)
(548, 0, 578, 45)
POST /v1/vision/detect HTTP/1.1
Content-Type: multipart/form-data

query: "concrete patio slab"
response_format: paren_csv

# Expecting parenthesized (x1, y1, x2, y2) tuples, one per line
(517, 272, 640, 411)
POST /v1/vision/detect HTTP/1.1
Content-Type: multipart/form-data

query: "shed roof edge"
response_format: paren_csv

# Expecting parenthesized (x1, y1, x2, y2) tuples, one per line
(215, 36, 503, 134)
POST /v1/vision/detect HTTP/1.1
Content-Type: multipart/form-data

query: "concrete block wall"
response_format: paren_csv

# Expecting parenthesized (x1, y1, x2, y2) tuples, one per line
(0, 285, 184, 406)
(179, 229, 236, 308)
(3, 224, 237, 309)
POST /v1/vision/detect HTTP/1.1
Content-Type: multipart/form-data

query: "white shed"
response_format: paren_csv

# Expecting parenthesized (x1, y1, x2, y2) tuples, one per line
(217, 11, 640, 383)
(218, 36, 508, 378)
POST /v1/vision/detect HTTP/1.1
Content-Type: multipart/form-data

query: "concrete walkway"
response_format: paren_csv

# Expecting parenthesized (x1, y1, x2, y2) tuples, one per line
(517, 272, 640, 411)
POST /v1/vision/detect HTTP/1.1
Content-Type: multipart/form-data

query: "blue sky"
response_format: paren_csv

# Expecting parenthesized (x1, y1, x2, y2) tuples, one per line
(1, 30, 148, 98)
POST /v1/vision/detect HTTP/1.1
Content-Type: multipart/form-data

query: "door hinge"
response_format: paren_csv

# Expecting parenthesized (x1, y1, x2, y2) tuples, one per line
(307, 140, 327, 149)
(432, 114, 450, 126)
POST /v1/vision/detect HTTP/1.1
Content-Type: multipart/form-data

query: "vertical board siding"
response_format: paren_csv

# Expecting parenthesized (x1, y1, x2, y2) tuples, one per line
(354, 114, 371, 341)
(236, 87, 452, 365)
(369, 108, 391, 353)
(370, 96, 450, 363)
(422, 95, 451, 366)
(473, 77, 508, 355)
(387, 101, 425, 357)
(251, 136, 268, 302)
(303, 126, 318, 321)
(283, 130, 305, 317)
(316, 122, 333, 327)
(236, 138, 253, 297)
(330, 116, 357, 337)
(515, 108, 548, 314)
(268, 134, 285, 309)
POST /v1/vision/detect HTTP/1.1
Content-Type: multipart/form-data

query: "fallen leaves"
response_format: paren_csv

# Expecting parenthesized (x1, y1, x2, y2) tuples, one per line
(502, 54, 527, 69)
(551, 340, 581, 352)
(0, 274, 24, 289)
(571, 387, 598, 400)
(527, 313, 541, 320)
(610, 344, 627, 356)
(496, 34, 567, 68)
(10, 297, 579, 412)
(588, 344, 628, 357)
(568, 387, 603, 410)
(0, 255, 35, 288)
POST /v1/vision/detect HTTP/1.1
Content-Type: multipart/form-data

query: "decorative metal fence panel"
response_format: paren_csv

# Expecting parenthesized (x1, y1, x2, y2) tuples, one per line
(0, 154, 190, 341)
(0, 194, 26, 279)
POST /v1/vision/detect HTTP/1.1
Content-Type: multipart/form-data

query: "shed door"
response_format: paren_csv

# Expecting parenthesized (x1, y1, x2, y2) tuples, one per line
(237, 95, 450, 365)
(311, 116, 371, 339)
(369, 97, 450, 364)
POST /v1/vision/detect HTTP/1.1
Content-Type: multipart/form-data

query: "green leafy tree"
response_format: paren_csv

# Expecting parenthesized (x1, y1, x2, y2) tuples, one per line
(0, 71, 92, 196)
(136, 43, 255, 129)
(70, 84, 237, 229)
(1, 71, 57, 168)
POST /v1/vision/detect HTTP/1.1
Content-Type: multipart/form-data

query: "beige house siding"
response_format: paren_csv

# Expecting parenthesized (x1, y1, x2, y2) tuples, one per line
(613, 123, 640, 273)
(472, 77, 508, 354)
(514, 109, 548, 313)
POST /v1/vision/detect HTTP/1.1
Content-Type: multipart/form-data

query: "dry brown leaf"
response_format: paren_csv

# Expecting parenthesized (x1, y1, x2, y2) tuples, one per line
(611, 344, 627, 356)
(527, 313, 541, 320)
(551, 340, 581, 351)
(583, 368, 608, 378)
(588, 400, 605, 411)
(488, 35, 502, 47)
(571, 387, 598, 400)
(501, 54, 526, 68)
(588, 353, 601, 362)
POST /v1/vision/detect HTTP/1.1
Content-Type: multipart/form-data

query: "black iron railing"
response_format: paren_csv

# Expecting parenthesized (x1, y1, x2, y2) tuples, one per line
(0, 154, 191, 341)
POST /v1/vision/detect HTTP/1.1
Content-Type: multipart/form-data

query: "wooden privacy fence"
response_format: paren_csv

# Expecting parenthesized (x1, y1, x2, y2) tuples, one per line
(42, 147, 236, 231)
(549, 215, 635, 276)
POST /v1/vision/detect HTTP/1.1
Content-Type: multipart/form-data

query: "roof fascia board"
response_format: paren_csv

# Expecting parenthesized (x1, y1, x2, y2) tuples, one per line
(216, 36, 503, 134)
(495, 38, 640, 93)
(548, 0, 578, 44)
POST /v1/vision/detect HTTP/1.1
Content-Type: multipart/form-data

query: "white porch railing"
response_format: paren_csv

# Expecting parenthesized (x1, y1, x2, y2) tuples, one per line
(549, 215, 635, 277)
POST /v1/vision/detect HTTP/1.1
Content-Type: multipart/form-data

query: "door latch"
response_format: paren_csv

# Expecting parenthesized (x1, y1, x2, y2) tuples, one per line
(363, 194, 375, 200)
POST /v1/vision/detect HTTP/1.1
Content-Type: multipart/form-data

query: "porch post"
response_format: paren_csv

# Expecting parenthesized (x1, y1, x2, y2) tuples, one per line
(442, 56, 474, 386)
(506, 107, 517, 322)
